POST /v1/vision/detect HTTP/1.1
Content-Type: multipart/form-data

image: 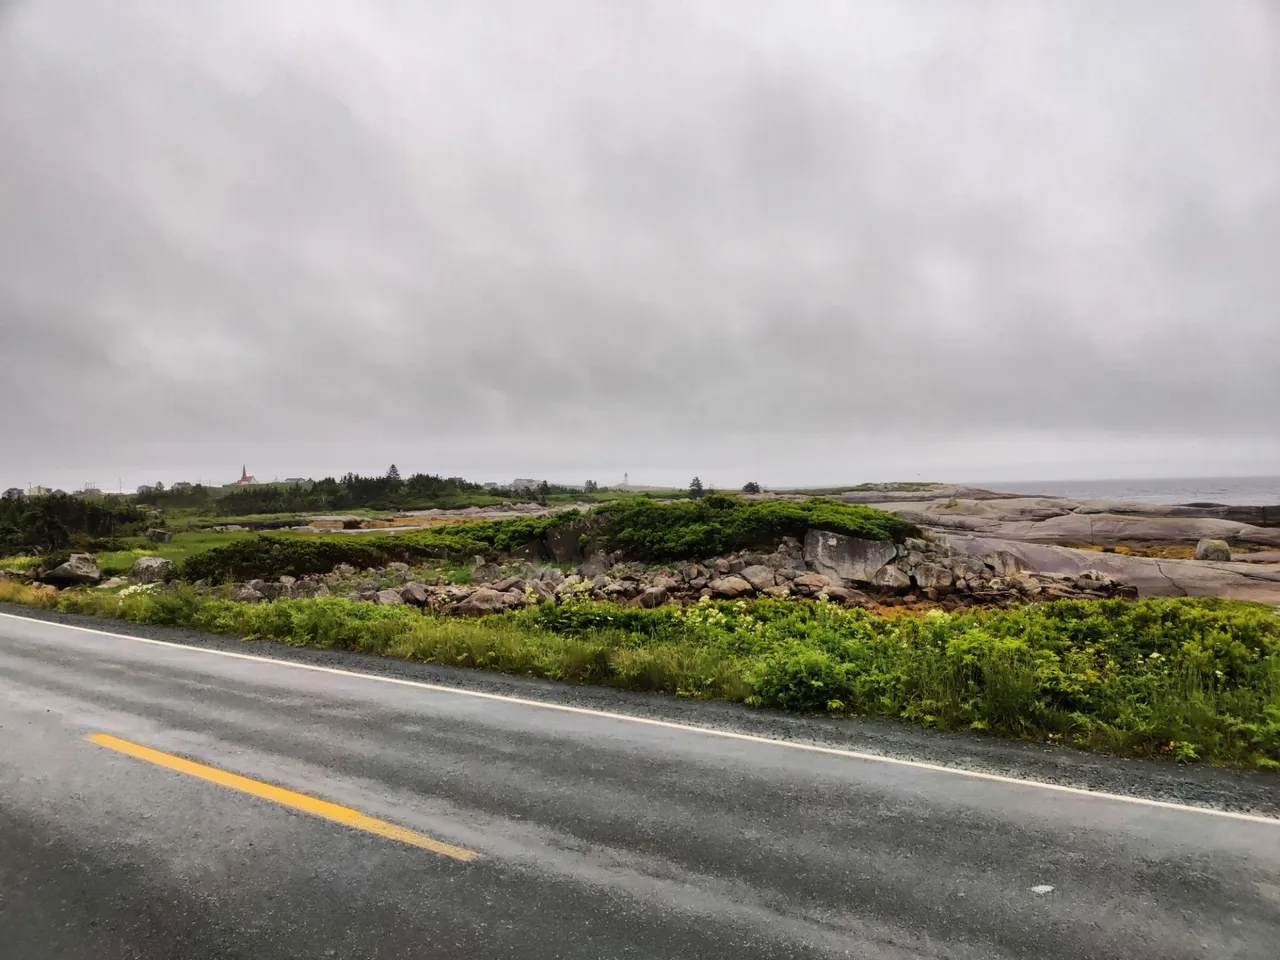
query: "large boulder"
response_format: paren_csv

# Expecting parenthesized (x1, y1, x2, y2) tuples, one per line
(375, 589, 405, 606)
(130, 556, 175, 584)
(871, 565, 912, 590)
(510, 541, 547, 562)
(145, 528, 173, 544)
(738, 565, 777, 591)
(1194, 539, 1232, 562)
(709, 576, 753, 599)
(400, 581, 431, 606)
(41, 554, 100, 586)
(914, 563, 954, 591)
(231, 583, 265, 603)
(450, 588, 524, 616)
(790, 572, 835, 596)
(630, 585, 669, 609)
(803, 530, 898, 584)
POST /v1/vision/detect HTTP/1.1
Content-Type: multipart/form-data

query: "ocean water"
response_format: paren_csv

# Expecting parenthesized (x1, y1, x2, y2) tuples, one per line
(980, 477, 1280, 507)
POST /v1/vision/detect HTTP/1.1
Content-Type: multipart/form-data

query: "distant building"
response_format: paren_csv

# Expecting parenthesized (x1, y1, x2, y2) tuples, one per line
(2, 487, 24, 500)
(284, 478, 310, 485)
(171, 481, 194, 492)
(234, 466, 257, 486)
(511, 478, 538, 490)
(136, 484, 155, 495)
(27, 485, 51, 496)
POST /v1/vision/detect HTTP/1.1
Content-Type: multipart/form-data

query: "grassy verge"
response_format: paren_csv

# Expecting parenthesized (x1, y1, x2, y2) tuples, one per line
(3, 578, 1278, 769)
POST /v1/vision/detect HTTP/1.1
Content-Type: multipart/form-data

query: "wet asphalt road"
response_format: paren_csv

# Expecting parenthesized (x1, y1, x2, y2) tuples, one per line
(2, 611, 1279, 959)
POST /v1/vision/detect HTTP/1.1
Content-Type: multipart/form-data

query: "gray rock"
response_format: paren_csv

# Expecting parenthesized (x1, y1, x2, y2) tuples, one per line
(527, 579, 556, 604)
(375, 589, 405, 606)
(1195, 539, 1232, 562)
(709, 575, 753, 599)
(984, 550, 1030, 578)
(145, 528, 172, 543)
(510, 541, 547, 561)
(470, 562, 502, 583)
(96, 576, 129, 589)
(791, 572, 834, 595)
(603, 579, 639, 599)
(761, 584, 792, 598)
(129, 556, 175, 584)
(279, 575, 298, 586)
(530, 566, 565, 586)
(914, 563, 954, 591)
(871, 565, 912, 590)
(42, 554, 101, 586)
(578, 554, 611, 578)
(492, 577, 526, 592)
(738, 565, 777, 591)
(231, 584, 265, 603)
(450, 588, 524, 616)
(820, 585, 859, 604)
(803, 530, 898, 583)
(631, 585, 669, 609)
(400, 581, 431, 606)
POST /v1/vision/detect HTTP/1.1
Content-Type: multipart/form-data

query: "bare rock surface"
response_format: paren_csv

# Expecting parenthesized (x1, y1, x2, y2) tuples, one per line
(802, 531, 897, 583)
(943, 534, 1280, 603)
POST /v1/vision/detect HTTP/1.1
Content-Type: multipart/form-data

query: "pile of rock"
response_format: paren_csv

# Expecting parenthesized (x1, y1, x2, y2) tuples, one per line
(215, 529, 1134, 614)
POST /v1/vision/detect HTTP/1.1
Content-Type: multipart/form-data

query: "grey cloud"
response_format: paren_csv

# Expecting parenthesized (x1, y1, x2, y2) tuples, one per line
(1, 0, 1277, 490)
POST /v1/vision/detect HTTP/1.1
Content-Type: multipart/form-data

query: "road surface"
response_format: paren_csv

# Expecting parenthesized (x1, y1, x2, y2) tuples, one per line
(2, 610, 1279, 959)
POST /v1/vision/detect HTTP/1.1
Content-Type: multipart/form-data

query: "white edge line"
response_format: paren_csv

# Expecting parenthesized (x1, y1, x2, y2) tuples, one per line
(3, 609, 1278, 827)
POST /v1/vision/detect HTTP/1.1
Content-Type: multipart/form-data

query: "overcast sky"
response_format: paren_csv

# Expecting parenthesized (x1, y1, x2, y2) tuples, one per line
(2, 1, 1278, 492)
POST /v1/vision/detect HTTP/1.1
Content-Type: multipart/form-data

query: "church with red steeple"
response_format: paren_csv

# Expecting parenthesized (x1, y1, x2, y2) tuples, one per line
(234, 465, 256, 486)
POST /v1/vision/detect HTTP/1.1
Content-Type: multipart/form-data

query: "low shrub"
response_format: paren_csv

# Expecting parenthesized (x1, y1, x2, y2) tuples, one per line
(594, 495, 916, 561)
(179, 513, 575, 583)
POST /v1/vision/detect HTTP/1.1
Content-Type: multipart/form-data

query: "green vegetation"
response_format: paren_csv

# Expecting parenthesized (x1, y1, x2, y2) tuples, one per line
(0, 493, 145, 555)
(593, 494, 917, 561)
(172, 496, 914, 581)
(3, 577, 1277, 769)
(179, 515, 575, 582)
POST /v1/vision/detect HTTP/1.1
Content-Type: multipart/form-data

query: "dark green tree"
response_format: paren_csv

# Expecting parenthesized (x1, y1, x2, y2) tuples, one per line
(689, 477, 705, 499)
(742, 481, 761, 494)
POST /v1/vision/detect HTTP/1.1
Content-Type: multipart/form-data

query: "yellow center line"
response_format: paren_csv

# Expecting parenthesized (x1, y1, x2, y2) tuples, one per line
(85, 733, 477, 862)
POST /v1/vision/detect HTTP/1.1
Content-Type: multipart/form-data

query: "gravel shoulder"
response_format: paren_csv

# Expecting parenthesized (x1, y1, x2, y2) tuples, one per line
(4, 600, 1278, 819)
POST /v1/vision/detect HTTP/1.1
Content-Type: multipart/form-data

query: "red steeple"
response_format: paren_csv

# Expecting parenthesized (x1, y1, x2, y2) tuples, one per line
(240, 465, 250, 483)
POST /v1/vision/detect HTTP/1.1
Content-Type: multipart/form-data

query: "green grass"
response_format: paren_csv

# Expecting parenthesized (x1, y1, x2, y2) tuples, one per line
(4, 577, 1277, 770)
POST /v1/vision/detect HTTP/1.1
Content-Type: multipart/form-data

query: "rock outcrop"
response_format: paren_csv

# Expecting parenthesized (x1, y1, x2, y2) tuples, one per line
(802, 531, 897, 583)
